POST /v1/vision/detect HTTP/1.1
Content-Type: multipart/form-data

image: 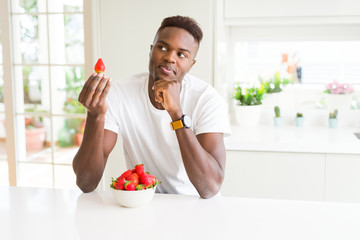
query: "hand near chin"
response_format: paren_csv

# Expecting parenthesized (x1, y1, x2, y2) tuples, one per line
(78, 73, 112, 118)
(152, 79, 182, 119)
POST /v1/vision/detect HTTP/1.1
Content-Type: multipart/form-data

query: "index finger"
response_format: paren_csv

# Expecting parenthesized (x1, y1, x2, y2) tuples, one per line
(78, 73, 97, 102)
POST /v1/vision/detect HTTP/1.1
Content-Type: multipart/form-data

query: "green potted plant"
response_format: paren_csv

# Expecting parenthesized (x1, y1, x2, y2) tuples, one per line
(295, 112, 304, 127)
(233, 84, 265, 127)
(273, 105, 283, 127)
(259, 72, 283, 94)
(329, 109, 338, 128)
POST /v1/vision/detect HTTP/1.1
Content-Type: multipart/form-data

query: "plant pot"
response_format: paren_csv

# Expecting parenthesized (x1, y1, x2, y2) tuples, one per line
(295, 117, 304, 127)
(234, 104, 262, 127)
(325, 94, 352, 110)
(26, 127, 46, 151)
(273, 117, 283, 127)
(329, 118, 338, 128)
(74, 133, 83, 146)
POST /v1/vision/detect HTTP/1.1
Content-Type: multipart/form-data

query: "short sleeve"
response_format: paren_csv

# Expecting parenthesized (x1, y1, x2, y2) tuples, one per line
(193, 87, 231, 138)
(104, 88, 120, 134)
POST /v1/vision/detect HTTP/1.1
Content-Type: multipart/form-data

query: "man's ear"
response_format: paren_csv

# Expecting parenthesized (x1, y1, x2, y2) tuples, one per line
(149, 45, 153, 56)
(190, 59, 196, 69)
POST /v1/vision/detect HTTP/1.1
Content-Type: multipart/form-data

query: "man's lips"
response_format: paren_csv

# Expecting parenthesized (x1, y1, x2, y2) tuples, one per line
(159, 65, 175, 75)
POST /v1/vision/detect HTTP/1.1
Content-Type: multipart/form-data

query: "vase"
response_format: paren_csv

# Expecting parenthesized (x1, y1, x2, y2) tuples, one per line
(273, 117, 283, 127)
(26, 127, 46, 151)
(325, 94, 352, 110)
(234, 104, 262, 127)
(295, 117, 304, 127)
(329, 118, 338, 128)
(74, 133, 84, 146)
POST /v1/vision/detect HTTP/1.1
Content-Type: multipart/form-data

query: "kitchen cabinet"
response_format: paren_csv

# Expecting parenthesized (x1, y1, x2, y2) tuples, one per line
(221, 150, 360, 203)
(325, 153, 360, 202)
(221, 151, 325, 201)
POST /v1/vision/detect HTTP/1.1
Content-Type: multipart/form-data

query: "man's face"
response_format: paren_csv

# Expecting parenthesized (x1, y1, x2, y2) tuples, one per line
(149, 27, 199, 83)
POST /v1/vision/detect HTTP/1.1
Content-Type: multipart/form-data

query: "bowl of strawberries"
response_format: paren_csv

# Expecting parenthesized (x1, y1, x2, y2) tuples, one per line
(110, 164, 160, 208)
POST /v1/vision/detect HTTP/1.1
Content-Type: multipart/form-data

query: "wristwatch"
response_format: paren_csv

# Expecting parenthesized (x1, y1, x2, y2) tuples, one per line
(170, 115, 192, 130)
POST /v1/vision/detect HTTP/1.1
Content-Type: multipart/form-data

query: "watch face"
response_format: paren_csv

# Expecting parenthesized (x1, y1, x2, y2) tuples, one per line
(183, 115, 192, 128)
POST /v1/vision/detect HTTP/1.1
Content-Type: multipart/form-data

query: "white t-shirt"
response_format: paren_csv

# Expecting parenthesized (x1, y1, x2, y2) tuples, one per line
(104, 72, 231, 196)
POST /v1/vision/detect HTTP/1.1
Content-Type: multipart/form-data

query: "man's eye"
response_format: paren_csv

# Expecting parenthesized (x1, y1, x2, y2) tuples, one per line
(158, 46, 167, 51)
(178, 53, 186, 58)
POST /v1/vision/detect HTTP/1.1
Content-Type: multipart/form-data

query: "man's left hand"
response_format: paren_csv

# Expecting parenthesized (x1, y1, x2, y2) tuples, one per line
(152, 79, 182, 119)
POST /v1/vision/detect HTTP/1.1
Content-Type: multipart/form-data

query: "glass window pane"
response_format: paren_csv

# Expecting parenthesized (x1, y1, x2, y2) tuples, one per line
(48, 0, 83, 12)
(0, 28, 2, 64)
(12, 15, 48, 64)
(0, 66, 3, 104)
(0, 114, 8, 186)
(14, 66, 50, 113)
(53, 116, 85, 164)
(48, 14, 84, 64)
(23, 116, 51, 163)
(0, 28, 3, 104)
(11, 0, 47, 13)
(18, 163, 53, 188)
(234, 41, 360, 84)
(51, 66, 85, 114)
(54, 165, 77, 189)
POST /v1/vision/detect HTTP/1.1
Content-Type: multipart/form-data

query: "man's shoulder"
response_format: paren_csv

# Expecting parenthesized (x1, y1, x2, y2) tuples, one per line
(184, 74, 217, 95)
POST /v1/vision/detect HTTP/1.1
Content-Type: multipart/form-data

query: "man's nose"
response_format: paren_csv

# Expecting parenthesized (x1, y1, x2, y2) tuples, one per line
(164, 50, 176, 63)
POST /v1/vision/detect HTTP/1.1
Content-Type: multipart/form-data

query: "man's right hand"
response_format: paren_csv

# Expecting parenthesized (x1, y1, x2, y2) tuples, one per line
(78, 73, 112, 117)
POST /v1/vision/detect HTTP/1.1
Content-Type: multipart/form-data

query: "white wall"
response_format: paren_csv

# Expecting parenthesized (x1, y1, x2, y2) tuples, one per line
(98, 0, 215, 84)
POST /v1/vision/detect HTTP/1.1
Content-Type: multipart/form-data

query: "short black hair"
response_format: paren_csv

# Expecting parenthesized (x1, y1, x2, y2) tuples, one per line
(157, 15, 203, 44)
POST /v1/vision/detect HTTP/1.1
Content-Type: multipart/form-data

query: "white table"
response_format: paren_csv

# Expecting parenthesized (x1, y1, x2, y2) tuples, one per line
(1, 187, 360, 240)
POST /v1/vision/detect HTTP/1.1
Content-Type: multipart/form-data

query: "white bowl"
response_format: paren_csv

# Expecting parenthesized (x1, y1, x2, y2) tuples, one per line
(112, 186, 156, 208)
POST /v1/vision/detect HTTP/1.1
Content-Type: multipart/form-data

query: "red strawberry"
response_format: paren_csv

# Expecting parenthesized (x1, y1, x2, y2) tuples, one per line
(124, 181, 136, 191)
(148, 174, 157, 185)
(118, 169, 132, 180)
(114, 177, 126, 190)
(94, 58, 105, 73)
(140, 172, 156, 188)
(131, 168, 136, 173)
(125, 173, 139, 186)
(135, 184, 145, 190)
(135, 164, 144, 175)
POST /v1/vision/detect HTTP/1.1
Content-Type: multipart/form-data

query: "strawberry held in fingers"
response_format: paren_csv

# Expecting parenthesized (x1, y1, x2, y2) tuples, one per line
(94, 58, 105, 73)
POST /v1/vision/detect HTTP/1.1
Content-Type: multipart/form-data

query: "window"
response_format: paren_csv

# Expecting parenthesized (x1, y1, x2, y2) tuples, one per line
(228, 25, 360, 85)
(233, 41, 360, 84)
(0, 0, 91, 188)
(0, 26, 9, 186)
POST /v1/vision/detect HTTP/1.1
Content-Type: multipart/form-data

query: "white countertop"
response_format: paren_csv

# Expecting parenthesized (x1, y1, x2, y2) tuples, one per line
(1, 186, 360, 240)
(225, 125, 360, 154)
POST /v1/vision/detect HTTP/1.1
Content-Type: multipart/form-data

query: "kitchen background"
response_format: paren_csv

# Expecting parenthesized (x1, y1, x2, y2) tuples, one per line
(0, 0, 359, 202)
